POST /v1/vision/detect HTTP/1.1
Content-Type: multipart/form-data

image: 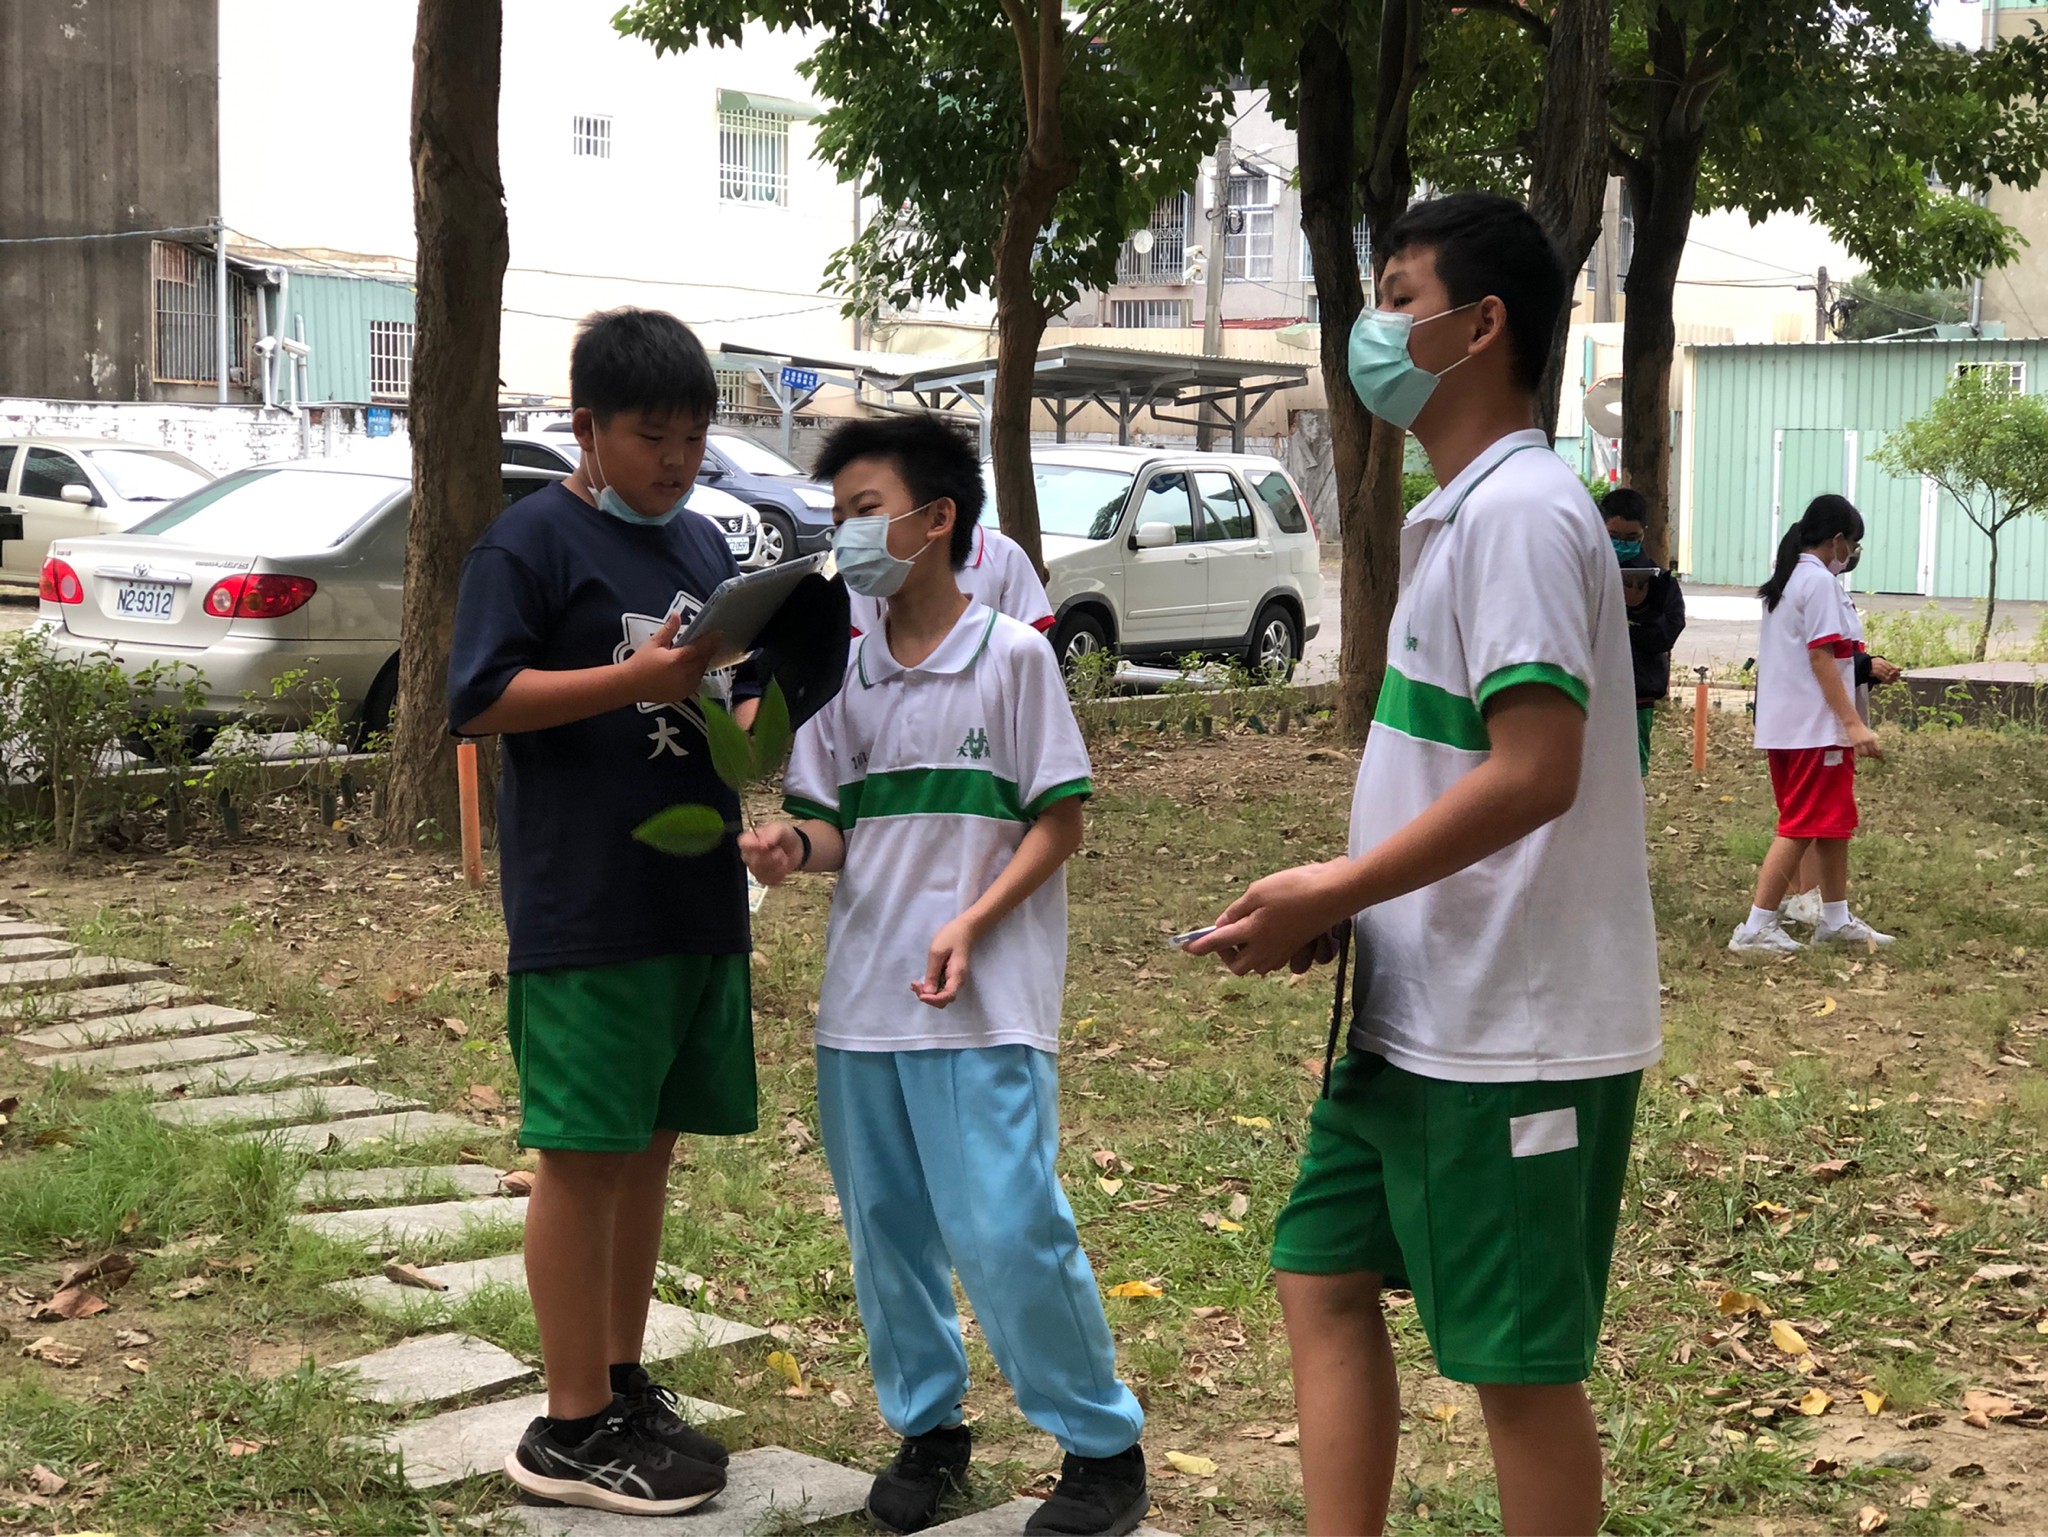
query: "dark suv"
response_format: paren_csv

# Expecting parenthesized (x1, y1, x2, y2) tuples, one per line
(698, 432, 836, 566)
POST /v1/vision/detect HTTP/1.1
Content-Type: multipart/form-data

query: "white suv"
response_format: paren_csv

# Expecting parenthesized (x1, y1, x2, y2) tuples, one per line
(991, 445, 1323, 676)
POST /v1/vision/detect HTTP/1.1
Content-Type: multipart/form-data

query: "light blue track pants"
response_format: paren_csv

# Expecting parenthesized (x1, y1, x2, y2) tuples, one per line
(815, 1044, 1145, 1459)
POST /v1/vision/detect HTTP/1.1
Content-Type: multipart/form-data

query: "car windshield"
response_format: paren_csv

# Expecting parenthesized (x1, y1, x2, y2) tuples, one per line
(982, 464, 1134, 542)
(714, 435, 804, 477)
(85, 449, 210, 503)
(127, 468, 406, 550)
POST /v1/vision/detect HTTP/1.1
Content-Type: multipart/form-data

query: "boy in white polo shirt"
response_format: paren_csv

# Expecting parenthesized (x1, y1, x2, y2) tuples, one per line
(741, 415, 1146, 1537)
(847, 520, 1054, 639)
(1190, 194, 1659, 1536)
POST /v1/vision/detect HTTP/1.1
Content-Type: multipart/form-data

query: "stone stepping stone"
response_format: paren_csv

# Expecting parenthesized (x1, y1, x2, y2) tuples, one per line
(0, 921, 66, 940)
(326, 1331, 534, 1408)
(494, 1446, 865, 1533)
(0, 938, 75, 960)
(38, 1031, 297, 1076)
(1, 982, 198, 1033)
(921, 1498, 1176, 1536)
(243, 1110, 475, 1155)
(291, 1196, 529, 1249)
(369, 1389, 741, 1492)
(152, 1083, 419, 1130)
(135, 1050, 370, 1099)
(0, 956, 162, 992)
(297, 1165, 505, 1208)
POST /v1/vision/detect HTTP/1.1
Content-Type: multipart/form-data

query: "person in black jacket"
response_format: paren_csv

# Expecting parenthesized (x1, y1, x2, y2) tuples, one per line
(1603, 488, 1686, 776)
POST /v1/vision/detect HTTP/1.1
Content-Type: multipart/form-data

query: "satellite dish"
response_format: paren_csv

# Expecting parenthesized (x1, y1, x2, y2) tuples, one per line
(1581, 374, 1624, 426)
(1130, 228, 1155, 255)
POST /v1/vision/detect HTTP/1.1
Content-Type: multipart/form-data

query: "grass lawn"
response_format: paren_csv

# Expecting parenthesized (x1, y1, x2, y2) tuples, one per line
(0, 698, 2043, 1534)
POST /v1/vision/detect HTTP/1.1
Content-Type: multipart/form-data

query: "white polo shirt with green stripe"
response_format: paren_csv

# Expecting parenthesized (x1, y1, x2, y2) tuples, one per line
(783, 602, 1093, 1053)
(1351, 429, 1661, 1083)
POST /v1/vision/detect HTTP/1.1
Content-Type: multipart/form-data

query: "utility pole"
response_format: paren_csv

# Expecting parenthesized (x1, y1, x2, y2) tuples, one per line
(1198, 128, 1230, 451)
(215, 218, 230, 403)
(1814, 264, 1830, 342)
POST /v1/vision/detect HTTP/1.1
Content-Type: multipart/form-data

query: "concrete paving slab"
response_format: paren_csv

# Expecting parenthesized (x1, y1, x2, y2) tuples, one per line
(4, 987, 207, 1038)
(328, 1252, 530, 1318)
(134, 1050, 369, 1098)
(372, 1388, 739, 1491)
(642, 1300, 767, 1358)
(152, 1083, 418, 1129)
(0, 921, 66, 940)
(0, 938, 74, 960)
(239, 1110, 474, 1154)
(494, 1446, 866, 1533)
(325, 1332, 533, 1407)
(291, 1196, 528, 1249)
(296, 1165, 504, 1208)
(39, 1031, 295, 1075)
(0, 956, 162, 992)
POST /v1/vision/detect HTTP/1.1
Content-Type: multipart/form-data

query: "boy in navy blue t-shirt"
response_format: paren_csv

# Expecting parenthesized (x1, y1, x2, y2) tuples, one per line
(448, 308, 753, 1516)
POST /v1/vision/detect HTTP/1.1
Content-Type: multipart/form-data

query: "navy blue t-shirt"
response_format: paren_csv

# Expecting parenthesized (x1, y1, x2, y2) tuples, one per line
(447, 482, 757, 972)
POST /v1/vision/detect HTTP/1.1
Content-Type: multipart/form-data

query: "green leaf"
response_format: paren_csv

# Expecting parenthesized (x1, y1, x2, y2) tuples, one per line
(751, 679, 794, 779)
(701, 698, 756, 791)
(631, 803, 730, 856)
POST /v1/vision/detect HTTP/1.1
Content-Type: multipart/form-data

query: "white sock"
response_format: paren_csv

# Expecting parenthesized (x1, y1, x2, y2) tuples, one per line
(1746, 906, 1779, 932)
(1821, 900, 1851, 928)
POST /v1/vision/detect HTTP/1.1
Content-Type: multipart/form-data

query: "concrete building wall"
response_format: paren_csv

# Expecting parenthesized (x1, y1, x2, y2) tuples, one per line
(1977, 2, 2048, 337)
(0, 0, 221, 401)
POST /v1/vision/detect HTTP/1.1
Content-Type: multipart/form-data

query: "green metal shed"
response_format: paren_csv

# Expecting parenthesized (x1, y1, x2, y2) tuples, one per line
(276, 269, 417, 406)
(1681, 338, 2048, 602)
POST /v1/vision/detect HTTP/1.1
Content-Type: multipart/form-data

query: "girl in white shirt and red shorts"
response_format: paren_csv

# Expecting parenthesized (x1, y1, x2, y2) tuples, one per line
(1730, 494, 1895, 954)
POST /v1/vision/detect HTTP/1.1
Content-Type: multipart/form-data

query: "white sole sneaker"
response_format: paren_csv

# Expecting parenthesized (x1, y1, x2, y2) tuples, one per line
(1729, 924, 1803, 955)
(1814, 922, 1895, 948)
(503, 1452, 722, 1515)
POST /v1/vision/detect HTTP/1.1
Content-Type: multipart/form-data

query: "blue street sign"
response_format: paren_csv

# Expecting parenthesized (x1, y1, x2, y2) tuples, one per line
(779, 366, 820, 393)
(365, 405, 393, 438)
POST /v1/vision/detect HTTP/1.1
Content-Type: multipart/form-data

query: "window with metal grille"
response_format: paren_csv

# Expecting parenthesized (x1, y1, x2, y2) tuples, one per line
(151, 241, 257, 386)
(369, 320, 415, 401)
(1225, 173, 1274, 282)
(715, 367, 754, 413)
(1958, 360, 2026, 394)
(1300, 217, 1372, 282)
(572, 114, 613, 158)
(1109, 299, 1187, 329)
(719, 106, 790, 205)
(1117, 194, 1191, 284)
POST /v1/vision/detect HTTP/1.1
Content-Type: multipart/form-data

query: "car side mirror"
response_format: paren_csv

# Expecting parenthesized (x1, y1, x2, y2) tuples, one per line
(697, 463, 724, 482)
(1132, 521, 1176, 550)
(59, 483, 95, 506)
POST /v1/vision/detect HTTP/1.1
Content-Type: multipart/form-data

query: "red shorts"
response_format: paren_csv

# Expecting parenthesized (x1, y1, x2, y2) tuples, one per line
(1767, 747, 1859, 840)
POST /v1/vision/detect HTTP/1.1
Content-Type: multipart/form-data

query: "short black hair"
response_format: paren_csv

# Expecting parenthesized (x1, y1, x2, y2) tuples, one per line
(1602, 487, 1648, 527)
(1380, 193, 1568, 394)
(570, 308, 717, 424)
(813, 414, 985, 568)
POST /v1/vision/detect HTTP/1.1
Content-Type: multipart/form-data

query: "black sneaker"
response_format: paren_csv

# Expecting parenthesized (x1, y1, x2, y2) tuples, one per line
(867, 1423, 972, 1533)
(1025, 1445, 1148, 1535)
(615, 1363, 732, 1467)
(504, 1406, 726, 1515)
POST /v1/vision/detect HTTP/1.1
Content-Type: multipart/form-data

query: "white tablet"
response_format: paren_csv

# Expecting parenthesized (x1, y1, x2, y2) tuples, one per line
(672, 554, 830, 670)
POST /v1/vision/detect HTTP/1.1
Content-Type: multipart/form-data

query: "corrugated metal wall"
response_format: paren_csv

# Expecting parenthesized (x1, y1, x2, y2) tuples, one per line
(281, 271, 416, 405)
(1686, 340, 2048, 602)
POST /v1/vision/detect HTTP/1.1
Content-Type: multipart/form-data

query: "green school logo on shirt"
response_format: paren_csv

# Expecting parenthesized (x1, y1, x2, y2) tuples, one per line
(957, 727, 992, 761)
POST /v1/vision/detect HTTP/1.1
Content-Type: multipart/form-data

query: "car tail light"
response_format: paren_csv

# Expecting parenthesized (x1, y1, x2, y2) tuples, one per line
(202, 573, 318, 619)
(39, 558, 83, 605)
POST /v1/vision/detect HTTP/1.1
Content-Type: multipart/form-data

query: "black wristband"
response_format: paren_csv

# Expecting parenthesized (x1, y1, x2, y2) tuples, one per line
(792, 826, 813, 871)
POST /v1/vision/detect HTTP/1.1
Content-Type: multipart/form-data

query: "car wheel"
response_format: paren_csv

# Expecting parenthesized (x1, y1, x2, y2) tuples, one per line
(1247, 603, 1301, 680)
(1052, 609, 1110, 674)
(350, 658, 400, 748)
(756, 509, 795, 567)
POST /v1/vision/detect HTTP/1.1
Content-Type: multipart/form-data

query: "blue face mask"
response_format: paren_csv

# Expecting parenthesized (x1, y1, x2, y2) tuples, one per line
(1611, 538, 1643, 561)
(1346, 302, 1478, 429)
(832, 503, 936, 598)
(587, 443, 686, 527)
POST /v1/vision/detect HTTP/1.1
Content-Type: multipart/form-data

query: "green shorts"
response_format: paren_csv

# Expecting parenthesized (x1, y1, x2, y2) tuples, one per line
(506, 953, 757, 1152)
(1636, 704, 1656, 778)
(1270, 1051, 1640, 1384)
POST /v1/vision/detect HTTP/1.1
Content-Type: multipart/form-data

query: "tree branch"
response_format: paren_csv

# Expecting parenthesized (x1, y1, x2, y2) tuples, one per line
(1461, 0, 1553, 47)
(998, 0, 1040, 128)
(1035, 0, 1064, 154)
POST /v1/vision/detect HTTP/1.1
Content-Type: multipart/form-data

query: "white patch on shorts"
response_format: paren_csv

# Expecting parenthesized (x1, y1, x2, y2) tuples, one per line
(1508, 1106, 1579, 1158)
(1823, 749, 1844, 767)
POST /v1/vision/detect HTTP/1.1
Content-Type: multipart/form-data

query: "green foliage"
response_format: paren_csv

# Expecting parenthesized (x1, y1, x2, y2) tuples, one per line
(632, 802, 730, 857)
(6, 630, 138, 858)
(633, 680, 798, 857)
(1833, 277, 1970, 341)
(702, 697, 757, 792)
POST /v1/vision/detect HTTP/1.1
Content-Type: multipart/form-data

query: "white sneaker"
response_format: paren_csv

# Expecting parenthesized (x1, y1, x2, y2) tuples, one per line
(1814, 916, 1895, 948)
(1729, 921, 1804, 955)
(1780, 889, 1825, 928)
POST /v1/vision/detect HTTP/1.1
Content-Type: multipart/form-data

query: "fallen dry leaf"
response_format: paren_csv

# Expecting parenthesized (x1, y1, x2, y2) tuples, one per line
(828, 1387, 853, 1409)
(224, 1437, 272, 1457)
(1098, 1176, 1124, 1196)
(499, 1170, 535, 1197)
(1770, 1320, 1813, 1356)
(1813, 1257, 1841, 1274)
(1231, 1115, 1271, 1129)
(112, 1329, 153, 1349)
(1966, 1263, 2031, 1288)
(1227, 1192, 1250, 1222)
(767, 1350, 804, 1388)
(1962, 1389, 2023, 1428)
(381, 1262, 447, 1292)
(32, 1287, 108, 1322)
(1809, 1159, 1858, 1183)
(1718, 1289, 1771, 1318)
(1797, 1389, 1834, 1417)
(462, 1083, 504, 1112)
(1811, 996, 1838, 1017)
(165, 1276, 211, 1300)
(56, 1252, 135, 1293)
(26, 1465, 65, 1497)
(1107, 1280, 1164, 1298)
(121, 1356, 149, 1375)
(22, 1337, 84, 1368)
(1090, 1149, 1120, 1172)
(1807, 1456, 1841, 1478)
(1858, 1505, 1888, 1534)
(1216, 1218, 1244, 1233)
(436, 1016, 468, 1037)
(1165, 1451, 1219, 1477)
(1860, 1388, 1888, 1416)
(1273, 1424, 1300, 1446)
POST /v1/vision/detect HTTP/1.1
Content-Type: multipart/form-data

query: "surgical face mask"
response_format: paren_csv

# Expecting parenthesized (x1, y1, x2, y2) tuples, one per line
(832, 503, 936, 598)
(1346, 302, 1479, 429)
(1611, 538, 1643, 561)
(587, 442, 686, 527)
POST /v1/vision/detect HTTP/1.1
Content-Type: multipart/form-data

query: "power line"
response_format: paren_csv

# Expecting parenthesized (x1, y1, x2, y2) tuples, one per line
(0, 223, 216, 246)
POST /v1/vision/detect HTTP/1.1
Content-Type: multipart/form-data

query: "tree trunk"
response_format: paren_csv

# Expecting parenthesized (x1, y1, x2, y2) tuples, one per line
(384, 0, 510, 845)
(1526, 0, 1613, 440)
(1978, 528, 2000, 661)
(1300, 5, 1421, 743)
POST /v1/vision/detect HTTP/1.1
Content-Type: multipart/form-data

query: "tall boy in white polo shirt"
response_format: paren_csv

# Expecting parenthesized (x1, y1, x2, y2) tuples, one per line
(741, 415, 1146, 1537)
(1190, 194, 1660, 1536)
